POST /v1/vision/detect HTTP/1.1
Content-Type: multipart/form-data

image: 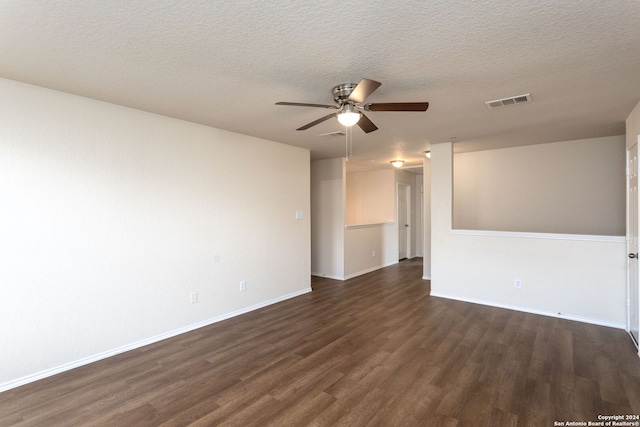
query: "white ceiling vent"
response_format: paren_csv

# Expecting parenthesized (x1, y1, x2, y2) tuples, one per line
(485, 94, 532, 109)
(319, 131, 346, 137)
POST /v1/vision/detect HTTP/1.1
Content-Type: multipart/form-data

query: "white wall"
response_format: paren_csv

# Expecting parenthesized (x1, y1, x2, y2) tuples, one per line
(0, 78, 311, 391)
(432, 142, 626, 328)
(311, 158, 345, 279)
(453, 136, 626, 235)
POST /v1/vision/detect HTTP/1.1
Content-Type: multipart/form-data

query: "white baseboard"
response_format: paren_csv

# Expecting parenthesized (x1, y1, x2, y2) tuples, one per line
(343, 261, 398, 280)
(311, 272, 345, 280)
(422, 275, 431, 280)
(429, 292, 626, 330)
(312, 261, 398, 282)
(0, 288, 312, 393)
(629, 330, 639, 350)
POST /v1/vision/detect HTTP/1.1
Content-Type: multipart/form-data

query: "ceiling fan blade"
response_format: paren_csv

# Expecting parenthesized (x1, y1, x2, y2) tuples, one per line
(276, 102, 338, 109)
(357, 113, 378, 133)
(296, 113, 337, 131)
(348, 78, 382, 104)
(365, 102, 429, 112)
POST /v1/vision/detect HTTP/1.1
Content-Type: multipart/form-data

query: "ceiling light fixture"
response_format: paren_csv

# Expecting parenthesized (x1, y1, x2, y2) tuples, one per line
(337, 104, 361, 127)
(424, 151, 431, 158)
(391, 160, 404, 168)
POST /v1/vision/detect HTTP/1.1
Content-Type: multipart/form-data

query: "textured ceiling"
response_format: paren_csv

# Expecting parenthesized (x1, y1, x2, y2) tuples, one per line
(1, 0, 639, 168)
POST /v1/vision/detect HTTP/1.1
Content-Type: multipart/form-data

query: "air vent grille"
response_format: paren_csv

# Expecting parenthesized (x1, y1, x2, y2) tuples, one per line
(319, 131, 346, 137)
(485, 93, 532, 109)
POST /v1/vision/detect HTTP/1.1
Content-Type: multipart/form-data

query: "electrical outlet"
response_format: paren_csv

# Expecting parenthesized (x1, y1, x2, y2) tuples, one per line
(514, 279, 522, 288)
(190, 292, 198, 303)
(372, 250, 376, 258)
(240, 280, 246, 292)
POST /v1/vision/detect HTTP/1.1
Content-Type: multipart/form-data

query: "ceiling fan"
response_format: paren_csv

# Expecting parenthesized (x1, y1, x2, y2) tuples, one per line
(276, 78, 429, 133)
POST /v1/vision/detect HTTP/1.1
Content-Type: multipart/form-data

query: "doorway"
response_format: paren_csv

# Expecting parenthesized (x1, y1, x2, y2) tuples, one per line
(397, 183, 411, 260)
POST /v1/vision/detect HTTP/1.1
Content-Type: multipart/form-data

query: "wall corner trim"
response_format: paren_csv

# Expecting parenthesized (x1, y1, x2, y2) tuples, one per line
(450, 229, 626, 243)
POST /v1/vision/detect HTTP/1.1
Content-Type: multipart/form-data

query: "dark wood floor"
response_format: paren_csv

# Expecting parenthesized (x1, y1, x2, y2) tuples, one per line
(2, 258, 639, 426)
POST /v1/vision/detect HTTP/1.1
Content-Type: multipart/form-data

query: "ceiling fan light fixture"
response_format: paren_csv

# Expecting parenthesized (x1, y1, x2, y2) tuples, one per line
(276, 78, 428, 134)
(391, 160, 404, 168)
(337, 105, 361, 127)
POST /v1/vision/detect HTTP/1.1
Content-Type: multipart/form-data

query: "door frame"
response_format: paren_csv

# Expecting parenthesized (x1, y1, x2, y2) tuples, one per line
(627, 138, 640, 350)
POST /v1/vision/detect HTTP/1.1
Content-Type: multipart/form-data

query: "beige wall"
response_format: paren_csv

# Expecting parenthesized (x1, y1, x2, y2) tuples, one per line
(0, 77, 311, 391)
(453, 136, 626, 236)
(316, 163, 422, 280)
(344, 224, 397, 279)
(431, 142, 626, 328)
(345, 169, 395, 225)
(311, 158, 345, 279)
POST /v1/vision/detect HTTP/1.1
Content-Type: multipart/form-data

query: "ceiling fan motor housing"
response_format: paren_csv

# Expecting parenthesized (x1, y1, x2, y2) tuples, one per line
(332, 83, 358, 103)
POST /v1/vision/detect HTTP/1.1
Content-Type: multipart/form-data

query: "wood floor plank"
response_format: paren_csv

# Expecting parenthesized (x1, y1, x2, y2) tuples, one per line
(264, 391, 336, 426)
(368, 376, 443, 426)
(307, 365, 392, 427)
(1, 258, 639, 426)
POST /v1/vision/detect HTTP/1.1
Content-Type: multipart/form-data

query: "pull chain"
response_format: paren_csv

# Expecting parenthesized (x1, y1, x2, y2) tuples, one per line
(345, 126, 348, 161)
(345, 126, 353, 160)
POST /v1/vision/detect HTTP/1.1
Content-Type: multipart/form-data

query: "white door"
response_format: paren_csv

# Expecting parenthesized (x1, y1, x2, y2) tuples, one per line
(628, 142, 639, 347)
(398, 183, 410, 260)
